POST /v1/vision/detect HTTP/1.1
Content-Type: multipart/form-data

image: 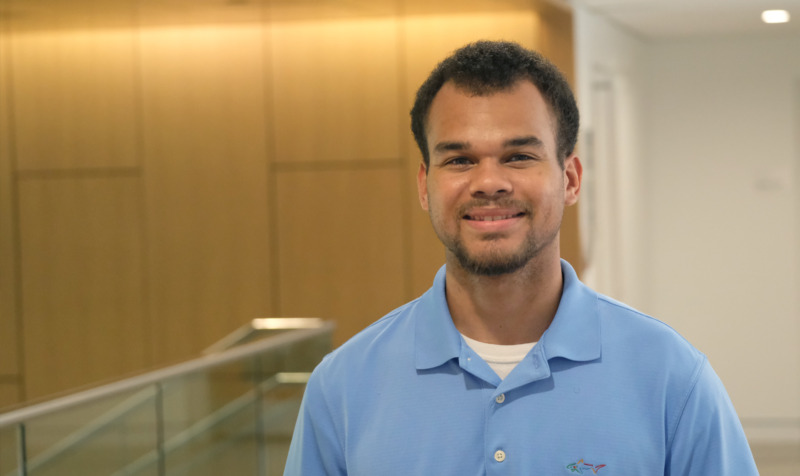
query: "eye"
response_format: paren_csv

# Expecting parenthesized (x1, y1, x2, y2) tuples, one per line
(444, 156, 473, 167)
(506, 154, 535, 164)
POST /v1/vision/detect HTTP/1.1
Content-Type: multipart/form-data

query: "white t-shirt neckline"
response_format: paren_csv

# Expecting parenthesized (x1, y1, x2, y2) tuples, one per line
(461, 334, 537, 379)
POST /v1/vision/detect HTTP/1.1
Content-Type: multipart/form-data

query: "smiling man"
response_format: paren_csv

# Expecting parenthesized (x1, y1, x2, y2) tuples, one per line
(284, 41, 758, 475)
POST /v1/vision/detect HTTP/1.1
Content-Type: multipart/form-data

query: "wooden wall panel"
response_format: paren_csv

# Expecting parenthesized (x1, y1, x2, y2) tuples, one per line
(0, 383, 20, 410)
(536, 2, 584, 275)
(537, 2, 575, 85)
(18, 176, 148, 400)
(0, 23, 20, 381)
(10, 27, 139, 171)
(270, 17, 401, 163)
(139, 25, 272, 363)
(402, 11, 543, 296)
(138, 0, 263, 27)
(1, 1, 576, 405)
(276, 167, 406, 344)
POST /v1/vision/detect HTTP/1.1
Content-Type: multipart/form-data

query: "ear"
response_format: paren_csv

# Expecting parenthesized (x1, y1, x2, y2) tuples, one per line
(563, 155, 582, 206)
(417, 162, 429, 211)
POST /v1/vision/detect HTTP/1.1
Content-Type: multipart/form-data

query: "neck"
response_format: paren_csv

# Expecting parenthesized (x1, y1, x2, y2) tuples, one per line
(445, 251, 563, 345)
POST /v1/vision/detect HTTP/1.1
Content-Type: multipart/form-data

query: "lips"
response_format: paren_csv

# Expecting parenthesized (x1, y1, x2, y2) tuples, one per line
(463, 209, 526, 221)
(465, 213, 524, 221)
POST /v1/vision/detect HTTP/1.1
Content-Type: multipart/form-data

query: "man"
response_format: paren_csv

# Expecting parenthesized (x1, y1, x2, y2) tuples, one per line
(284, 41, 758, 475)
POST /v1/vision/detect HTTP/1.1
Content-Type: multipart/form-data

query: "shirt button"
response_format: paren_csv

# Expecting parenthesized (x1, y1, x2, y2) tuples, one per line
(495, 394, 505, 404)
(494, 450, 506, 462)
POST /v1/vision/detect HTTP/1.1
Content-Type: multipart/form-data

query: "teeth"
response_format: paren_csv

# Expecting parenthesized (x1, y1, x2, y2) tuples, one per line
(473, 215, 515, 221)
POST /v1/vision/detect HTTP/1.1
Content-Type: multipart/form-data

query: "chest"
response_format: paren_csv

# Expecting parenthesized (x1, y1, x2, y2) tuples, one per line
(344, 364, 667, 476)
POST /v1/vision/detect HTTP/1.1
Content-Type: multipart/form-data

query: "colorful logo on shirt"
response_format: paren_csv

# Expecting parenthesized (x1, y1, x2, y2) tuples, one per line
(566, 459, 606, 474)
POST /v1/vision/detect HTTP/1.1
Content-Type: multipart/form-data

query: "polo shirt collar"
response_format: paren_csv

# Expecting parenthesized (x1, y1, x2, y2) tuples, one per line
(414, 260, 601, 371)
(539, 260, 601, 362)
(414, 265, 462, 370)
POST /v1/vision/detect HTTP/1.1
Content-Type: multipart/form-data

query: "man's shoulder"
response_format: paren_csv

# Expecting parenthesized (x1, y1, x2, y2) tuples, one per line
(313, 296, 422, 376)
(594, 293, 705, 372)
(597, 294, 695, 342)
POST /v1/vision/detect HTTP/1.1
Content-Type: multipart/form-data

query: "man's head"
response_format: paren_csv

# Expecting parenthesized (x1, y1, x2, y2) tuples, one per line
(410, 40, 579, 169)
(414, 41, 582, 277)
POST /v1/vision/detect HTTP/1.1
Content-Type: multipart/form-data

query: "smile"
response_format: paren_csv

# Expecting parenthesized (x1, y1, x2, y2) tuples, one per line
(465, 213, 524, 221)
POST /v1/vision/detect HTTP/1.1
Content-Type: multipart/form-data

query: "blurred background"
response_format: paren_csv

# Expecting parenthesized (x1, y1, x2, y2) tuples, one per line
(0, 0, 798, 471)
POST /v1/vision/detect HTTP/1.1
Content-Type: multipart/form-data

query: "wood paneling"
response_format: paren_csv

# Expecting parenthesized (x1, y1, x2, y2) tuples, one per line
(402, 0, 532, 16)
(270, 0, 398, 22)
(270, 17, 401, 163)
(401, 11, 544, 296)
(0, 0, 577, 403)
(403, 11, 541, 87)
(0, 383, 20, 410)
(536, 2, 583, 275)
(276, 167, 407, 344)
(0, 24, 20, 377)
(18, 176, 148, 399)
(537, 2, 575, 86)
(138, 0, 264, 27)
(10, 8, 139, 171)
(3, 0, 138, 32)
(139, 25, 272, 363)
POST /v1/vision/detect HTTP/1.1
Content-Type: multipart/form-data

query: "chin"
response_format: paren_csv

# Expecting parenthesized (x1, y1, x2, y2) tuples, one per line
(453, 249, 533, 277)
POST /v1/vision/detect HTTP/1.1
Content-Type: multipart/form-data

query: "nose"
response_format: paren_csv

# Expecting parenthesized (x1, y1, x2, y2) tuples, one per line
(469, 161, 512, 198)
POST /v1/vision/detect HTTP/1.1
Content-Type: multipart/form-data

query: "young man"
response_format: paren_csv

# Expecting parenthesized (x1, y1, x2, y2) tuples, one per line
(284, 41, 758, 475)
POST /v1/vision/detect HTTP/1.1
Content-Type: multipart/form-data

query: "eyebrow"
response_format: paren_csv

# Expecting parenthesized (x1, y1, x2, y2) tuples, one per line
(432, 135, 544, 154)
(433, 141, 470, 154)
(503, 135, 544, 148)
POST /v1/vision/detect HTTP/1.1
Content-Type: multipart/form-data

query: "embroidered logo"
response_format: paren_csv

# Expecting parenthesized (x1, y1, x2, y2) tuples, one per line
(566, 459, 606, 474)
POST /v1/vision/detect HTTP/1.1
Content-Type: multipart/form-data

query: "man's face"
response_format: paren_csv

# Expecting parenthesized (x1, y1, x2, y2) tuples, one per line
(417, 80, 581, 276)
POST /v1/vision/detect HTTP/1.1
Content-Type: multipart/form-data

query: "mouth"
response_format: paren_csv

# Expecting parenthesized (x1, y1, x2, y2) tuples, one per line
(463, 210, 526, 222)
(464, 212, 525, 221)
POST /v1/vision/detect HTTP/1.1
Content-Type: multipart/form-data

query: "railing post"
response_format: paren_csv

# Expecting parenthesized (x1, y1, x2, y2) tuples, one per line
(253, 358, 267, 476)
(16, 423, 26, 476)
(155, 383, 166, 476)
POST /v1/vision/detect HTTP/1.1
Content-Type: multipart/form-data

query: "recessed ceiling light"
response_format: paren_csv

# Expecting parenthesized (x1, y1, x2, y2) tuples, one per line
(762, 10, 790, 24)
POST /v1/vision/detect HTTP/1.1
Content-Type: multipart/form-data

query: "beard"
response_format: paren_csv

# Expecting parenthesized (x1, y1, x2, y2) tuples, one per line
(431, 199, 561, 277)
(445, 230, 543, 276)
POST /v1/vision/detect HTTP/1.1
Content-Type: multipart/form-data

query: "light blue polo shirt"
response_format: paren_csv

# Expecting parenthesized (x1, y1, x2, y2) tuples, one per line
(285, 260, 757, 475)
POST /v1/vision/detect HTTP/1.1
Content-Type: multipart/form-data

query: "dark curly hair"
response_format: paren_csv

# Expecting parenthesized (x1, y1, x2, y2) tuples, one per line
(410, 40, 579, 169)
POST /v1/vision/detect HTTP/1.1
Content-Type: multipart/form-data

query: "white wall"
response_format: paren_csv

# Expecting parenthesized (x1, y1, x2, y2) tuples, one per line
(574, 7, 800, 442)
(573, 6, 649, 308)
(644, 35, 800, 441)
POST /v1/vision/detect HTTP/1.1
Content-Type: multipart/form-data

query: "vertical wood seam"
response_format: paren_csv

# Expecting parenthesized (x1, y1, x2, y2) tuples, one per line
(131, 0, 156, 369)
(396, 0, 414, 303)
(3, 12, 27, 403)
(263, 0, 282, 317)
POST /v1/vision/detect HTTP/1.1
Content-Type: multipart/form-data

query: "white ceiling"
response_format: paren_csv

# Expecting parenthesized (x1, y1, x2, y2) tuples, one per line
(569, 0, 800, 39)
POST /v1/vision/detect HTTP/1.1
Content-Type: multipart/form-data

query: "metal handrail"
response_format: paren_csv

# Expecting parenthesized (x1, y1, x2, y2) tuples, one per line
(202, 317, 326, 354)
(0, 322, 333, 429)
(108, 372, 310, 476)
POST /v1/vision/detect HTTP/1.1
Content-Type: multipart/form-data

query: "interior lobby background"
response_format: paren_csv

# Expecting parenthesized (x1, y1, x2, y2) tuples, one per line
(0, 0, 579, 406)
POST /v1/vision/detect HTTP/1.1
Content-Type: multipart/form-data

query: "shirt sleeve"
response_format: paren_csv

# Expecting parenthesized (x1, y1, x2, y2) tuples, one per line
(666, 359, 759, 475)
(284, 365, 347, 476)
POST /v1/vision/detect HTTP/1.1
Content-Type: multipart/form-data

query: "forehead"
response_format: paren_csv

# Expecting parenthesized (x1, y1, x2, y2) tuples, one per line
(426, 80, 557, 153)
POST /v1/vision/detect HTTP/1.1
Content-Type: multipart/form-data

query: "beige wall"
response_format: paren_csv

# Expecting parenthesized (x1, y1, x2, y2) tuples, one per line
(0, 0, 578, 406)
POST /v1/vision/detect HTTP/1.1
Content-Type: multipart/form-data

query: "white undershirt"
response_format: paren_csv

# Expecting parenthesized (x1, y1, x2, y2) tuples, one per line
(461, 334, 537, 380)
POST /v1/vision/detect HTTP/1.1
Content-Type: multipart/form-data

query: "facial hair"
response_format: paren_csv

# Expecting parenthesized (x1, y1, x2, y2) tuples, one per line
(448, 232, 539, 276)
(432, 198, 561, 277)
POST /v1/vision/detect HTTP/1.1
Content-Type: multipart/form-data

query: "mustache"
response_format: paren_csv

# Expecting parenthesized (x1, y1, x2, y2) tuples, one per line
(456, 198, 532, 217)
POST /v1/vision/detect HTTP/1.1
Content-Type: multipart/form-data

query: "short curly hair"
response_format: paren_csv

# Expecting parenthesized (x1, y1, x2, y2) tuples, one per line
(410, 40, 579, 169)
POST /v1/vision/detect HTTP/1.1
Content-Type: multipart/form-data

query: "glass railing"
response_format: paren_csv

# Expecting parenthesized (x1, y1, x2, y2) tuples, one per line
(0, 319, 333, 476)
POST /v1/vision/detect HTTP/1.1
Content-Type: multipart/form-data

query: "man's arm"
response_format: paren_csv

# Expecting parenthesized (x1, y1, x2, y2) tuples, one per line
(666, 360, 759, 475)
(284, 368, 347, 476)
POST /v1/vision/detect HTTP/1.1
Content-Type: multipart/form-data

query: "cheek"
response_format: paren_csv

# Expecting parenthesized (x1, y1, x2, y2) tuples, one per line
(427, 179, 462, 207)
